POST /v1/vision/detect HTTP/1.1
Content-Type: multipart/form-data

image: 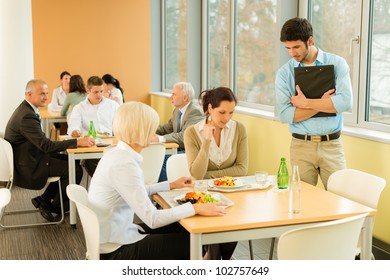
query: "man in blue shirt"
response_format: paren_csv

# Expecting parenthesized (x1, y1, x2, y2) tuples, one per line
(275, 17, 353, 189)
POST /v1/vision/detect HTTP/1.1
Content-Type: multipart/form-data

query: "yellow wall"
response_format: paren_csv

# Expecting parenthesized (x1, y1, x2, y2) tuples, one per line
(151, 95, 390, 244)
(32, 0, 150, 104)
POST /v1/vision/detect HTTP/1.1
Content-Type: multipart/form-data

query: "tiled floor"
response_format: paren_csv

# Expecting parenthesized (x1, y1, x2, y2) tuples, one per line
(233, 238, 278, 260)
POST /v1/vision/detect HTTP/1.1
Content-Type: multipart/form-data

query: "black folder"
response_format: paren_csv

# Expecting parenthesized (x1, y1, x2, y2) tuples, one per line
(294, 65, 336, 118)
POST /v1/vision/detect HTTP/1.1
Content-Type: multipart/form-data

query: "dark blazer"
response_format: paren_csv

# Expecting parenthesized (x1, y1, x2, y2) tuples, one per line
(156, 102, 203, 149)
(4, 100, 77, 189)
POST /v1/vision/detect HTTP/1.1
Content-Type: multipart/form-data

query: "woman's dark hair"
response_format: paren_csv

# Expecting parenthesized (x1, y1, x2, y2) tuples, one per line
(69, 75, 86, 94)
(60, 71, 71, 79)
(102, 74, 124, 94)
(280, 17, 313, 46)
(199, 87, 237, 116)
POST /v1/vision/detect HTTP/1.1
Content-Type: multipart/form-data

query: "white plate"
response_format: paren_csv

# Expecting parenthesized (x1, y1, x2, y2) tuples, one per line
(157, 190, 234, 208)
(96, 132, 112, 138)
(212, 178, 246, 189)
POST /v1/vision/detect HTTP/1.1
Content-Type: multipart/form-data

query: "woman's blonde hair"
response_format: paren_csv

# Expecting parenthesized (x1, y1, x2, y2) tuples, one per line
(113, 102, 159, 147)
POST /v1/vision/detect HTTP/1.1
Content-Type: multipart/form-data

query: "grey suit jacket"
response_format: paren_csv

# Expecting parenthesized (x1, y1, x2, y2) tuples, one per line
(4, 100, 77, 189)
(156, 102, 203, 149)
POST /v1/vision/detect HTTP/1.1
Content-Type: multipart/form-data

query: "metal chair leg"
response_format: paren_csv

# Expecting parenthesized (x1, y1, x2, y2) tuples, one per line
(248, 240, 254, 260)
(269, 238, 276, 260)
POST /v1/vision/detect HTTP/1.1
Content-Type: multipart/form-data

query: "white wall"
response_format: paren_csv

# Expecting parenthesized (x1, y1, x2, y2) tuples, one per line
(0, 0, 34, 132)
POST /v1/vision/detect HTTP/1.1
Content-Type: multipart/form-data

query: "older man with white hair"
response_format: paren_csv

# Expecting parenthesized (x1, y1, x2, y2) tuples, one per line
(152, 82, 203, 181)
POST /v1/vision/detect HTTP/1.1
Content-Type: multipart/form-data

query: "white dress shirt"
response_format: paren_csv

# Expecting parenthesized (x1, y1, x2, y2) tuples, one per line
(67, 97, 119, 135)
(111, 88, 123, 105)
(48, 86, 67, 111)
(88, 141, 195, 253)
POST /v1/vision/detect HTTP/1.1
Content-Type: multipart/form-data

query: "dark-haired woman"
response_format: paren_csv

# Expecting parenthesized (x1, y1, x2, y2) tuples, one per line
(60, 75, 87, 121)
(102, 73, 124, 105)
(184, 87, 249, 259)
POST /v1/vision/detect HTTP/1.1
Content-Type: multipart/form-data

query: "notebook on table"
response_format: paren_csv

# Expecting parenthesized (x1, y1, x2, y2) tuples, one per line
(294, 65, 336, 118)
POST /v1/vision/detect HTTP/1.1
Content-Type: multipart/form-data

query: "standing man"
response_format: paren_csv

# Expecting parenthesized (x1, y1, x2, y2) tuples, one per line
(275, 17, 352, 189)
(67, 76, 119, 176)
(4, 79, 94, 222)
(151, 82, 203, 182)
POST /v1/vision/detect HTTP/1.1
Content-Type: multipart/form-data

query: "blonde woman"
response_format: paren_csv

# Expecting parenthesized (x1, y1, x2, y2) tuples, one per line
(88, 102, 226, 260)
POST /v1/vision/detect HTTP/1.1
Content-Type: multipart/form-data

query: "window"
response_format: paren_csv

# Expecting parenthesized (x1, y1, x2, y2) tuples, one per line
(163, 0, 188, 90)
(207, 0, 230, 88)
(309, 0, 390, 132)
(205, 0, 296, 110)
(309, 0, 361, 123)
(235, 0, 279, 107)
(366, 0, 390, 126)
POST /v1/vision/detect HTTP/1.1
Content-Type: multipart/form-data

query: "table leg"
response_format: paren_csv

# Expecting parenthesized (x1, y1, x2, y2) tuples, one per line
(68, 153, 77, 226)
(190, 233, 203, 260)
(360, 216, 373, 260)
(44, 119, 50, 138)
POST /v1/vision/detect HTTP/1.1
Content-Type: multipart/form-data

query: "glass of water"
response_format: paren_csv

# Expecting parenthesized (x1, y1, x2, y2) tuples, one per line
(254, 171, 268, 187)
(195, 180, 209, 193)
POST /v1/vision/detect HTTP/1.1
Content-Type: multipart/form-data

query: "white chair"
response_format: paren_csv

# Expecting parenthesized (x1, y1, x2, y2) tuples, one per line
(327, 168, 386, 259)
(166, 153, 190, 181)
(277, 213, 368, 260)
(66, 184, 100, 260)
(140, 143, 166, 185)
(0, 188, 11, 213)
(0, 137, 64, 228)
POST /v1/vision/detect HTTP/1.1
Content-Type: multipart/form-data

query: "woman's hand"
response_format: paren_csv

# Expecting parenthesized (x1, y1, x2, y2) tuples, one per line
(193, 203, 227, 216)
(203, 122, 215, 140)
(169, 176, 193, 190)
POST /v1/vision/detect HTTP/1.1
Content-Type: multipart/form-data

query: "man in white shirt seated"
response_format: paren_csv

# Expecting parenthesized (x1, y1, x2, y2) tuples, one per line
(151, 82, 203, 182)
(67, 76, 120, 176)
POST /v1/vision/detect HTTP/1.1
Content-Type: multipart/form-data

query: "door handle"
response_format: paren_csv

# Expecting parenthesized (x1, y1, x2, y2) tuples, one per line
(350, 36, 360, 55)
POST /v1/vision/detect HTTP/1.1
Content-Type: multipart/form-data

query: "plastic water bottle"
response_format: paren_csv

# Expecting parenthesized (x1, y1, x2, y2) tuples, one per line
(277, 157, 288, 189)
(289, 165, 301, 214)
(88, 120, 96, 138)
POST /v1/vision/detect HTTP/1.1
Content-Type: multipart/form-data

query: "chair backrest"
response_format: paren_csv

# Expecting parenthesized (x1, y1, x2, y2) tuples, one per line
(166, 153, 190, 181)
(140, 143, 165, 184)
(66, 184, 100, 260)
(0, 138, 13, 185)
(277, 213, 368, 260)
(327, 169, 386, 209)
(0, 188, 11, 210)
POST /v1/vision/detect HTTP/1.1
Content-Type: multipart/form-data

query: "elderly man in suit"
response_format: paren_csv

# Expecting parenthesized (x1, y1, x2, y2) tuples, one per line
(4, 79, 94, 222)
(151, 82, 203, 182)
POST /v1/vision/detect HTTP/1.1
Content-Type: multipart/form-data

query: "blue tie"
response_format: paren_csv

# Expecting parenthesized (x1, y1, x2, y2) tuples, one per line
(177, 110, 182, 131)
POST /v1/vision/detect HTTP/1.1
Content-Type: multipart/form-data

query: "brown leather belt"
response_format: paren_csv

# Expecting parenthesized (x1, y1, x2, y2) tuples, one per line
(292, 131, 341, 142)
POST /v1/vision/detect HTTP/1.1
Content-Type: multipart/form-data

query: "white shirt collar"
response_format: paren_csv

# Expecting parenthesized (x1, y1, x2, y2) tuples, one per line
(117, 140, 143, 164)
(178, 102, 191, 115)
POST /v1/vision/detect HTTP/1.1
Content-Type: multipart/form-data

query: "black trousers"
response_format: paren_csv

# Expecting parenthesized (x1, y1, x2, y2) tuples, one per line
(41, 153, 83, 211)
(100, 222, 190, 260)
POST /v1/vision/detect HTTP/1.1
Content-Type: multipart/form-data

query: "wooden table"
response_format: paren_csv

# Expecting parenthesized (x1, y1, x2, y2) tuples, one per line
(153, 179, 376, 260)
(39, 108, 67, 138)
(66, 139, 179, 226)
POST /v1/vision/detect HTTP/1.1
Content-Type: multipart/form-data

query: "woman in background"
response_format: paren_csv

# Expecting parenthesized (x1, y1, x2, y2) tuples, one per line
(184, 87, 249, 259)
(88, 102, 227, 260)
(60, 75, 87, 121)
(102, 73, 124, 105)
(49, 71, 71, 111)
